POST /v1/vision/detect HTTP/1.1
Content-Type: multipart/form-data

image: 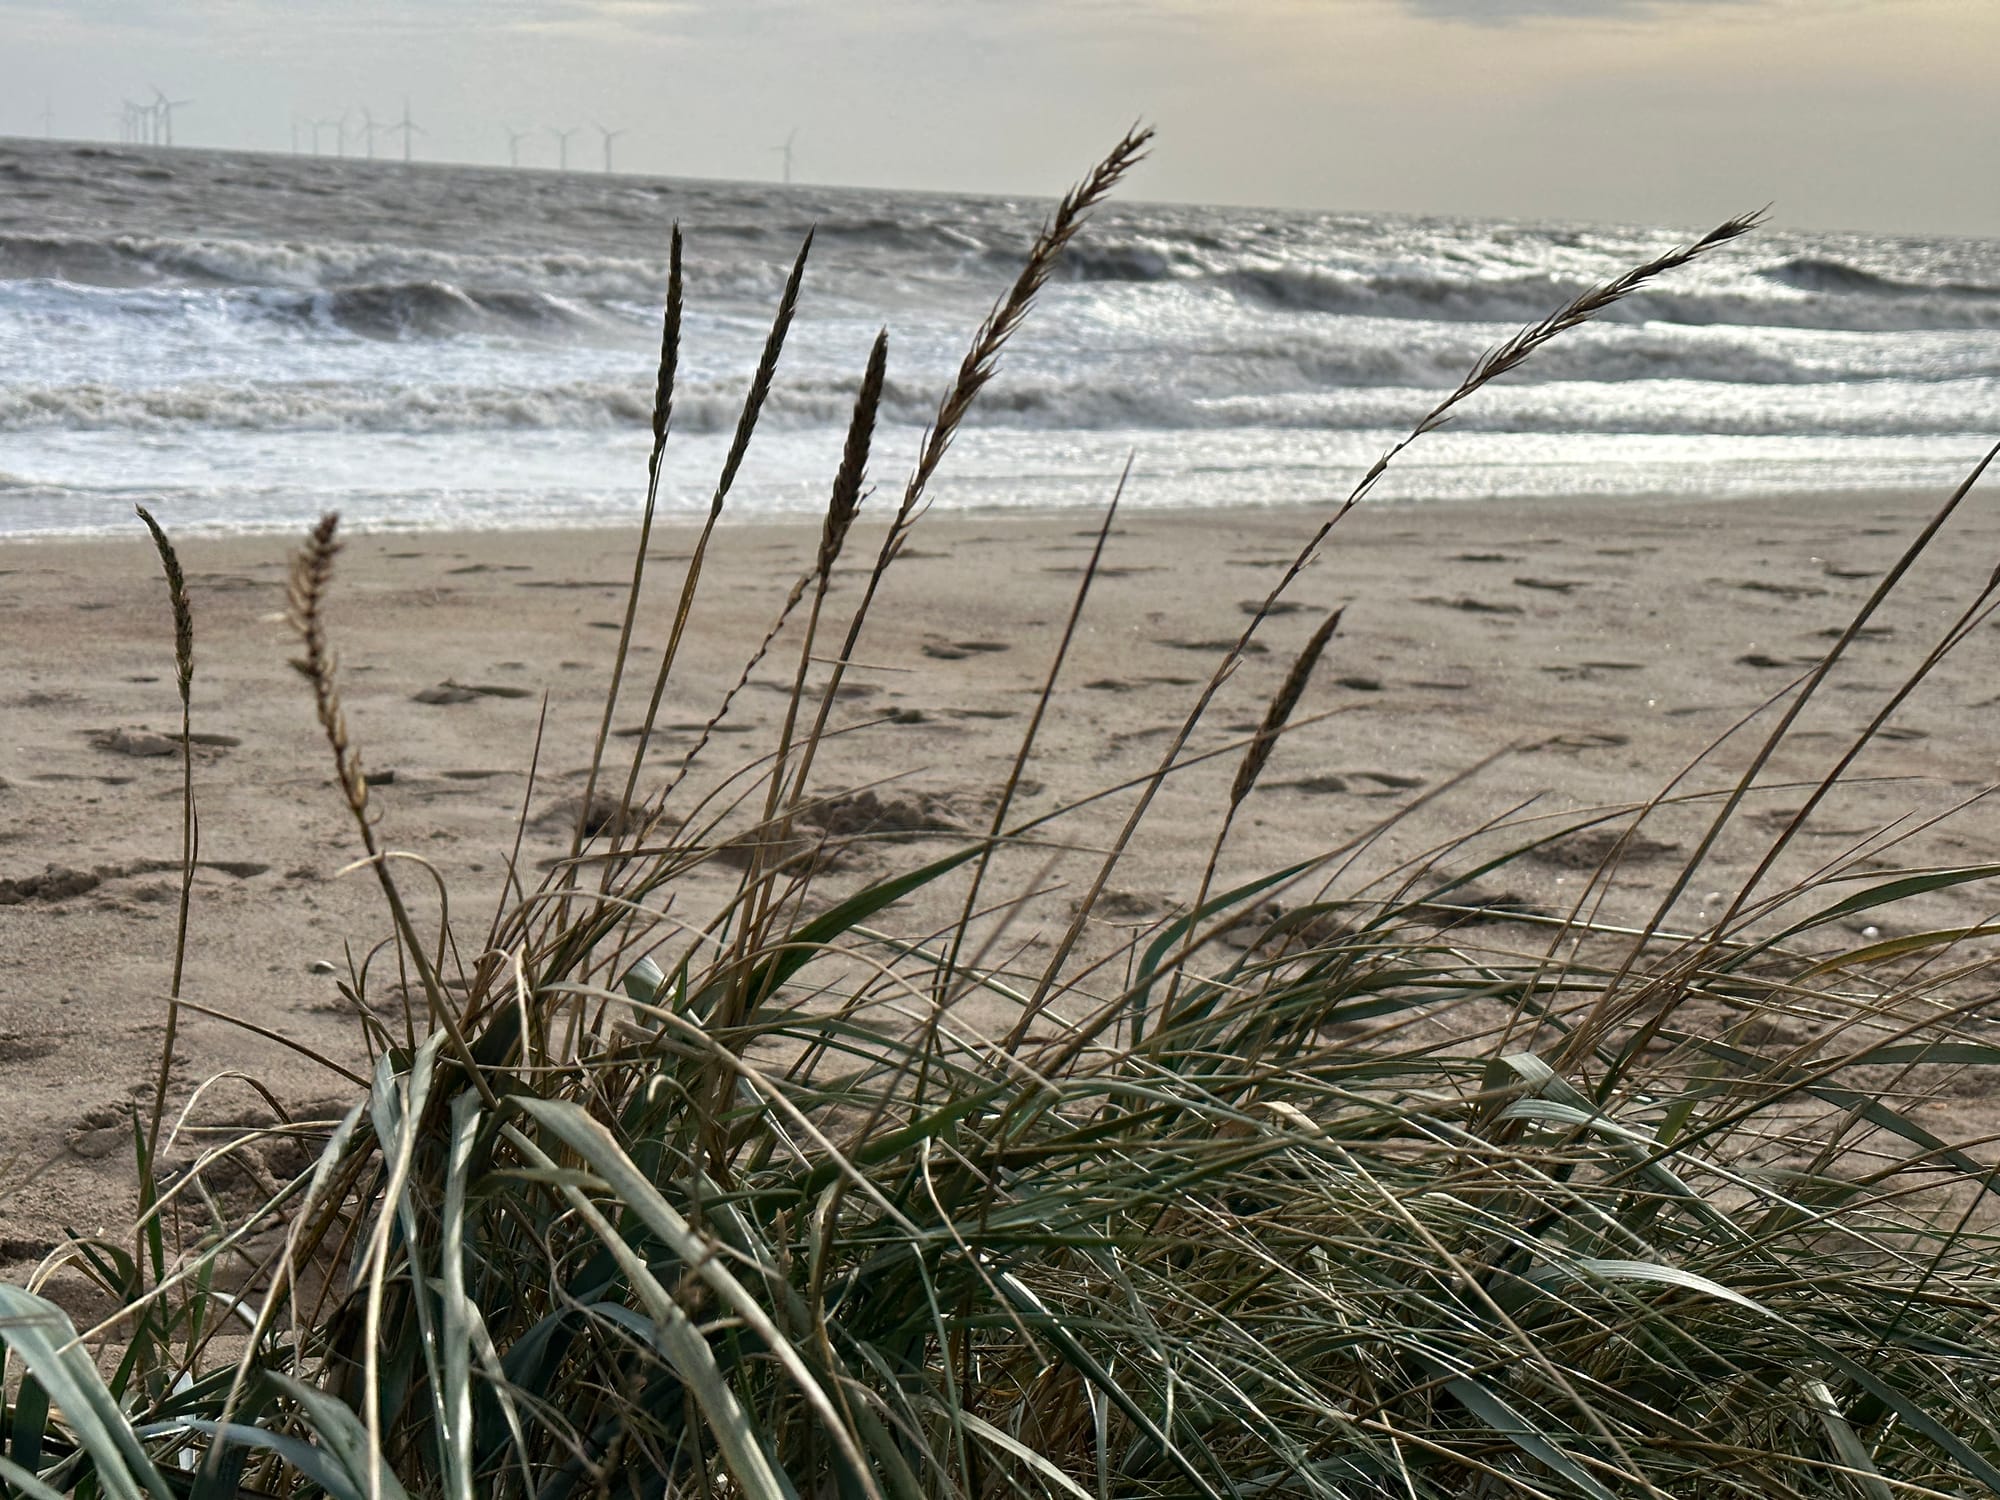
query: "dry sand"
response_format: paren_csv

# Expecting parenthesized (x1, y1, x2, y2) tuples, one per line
(5, 488, 1999, 1274)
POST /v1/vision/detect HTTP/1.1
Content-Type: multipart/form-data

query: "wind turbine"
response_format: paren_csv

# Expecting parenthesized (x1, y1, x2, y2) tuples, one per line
(771, 127, 797, 186)
(152, 87, 191, 147)
(548, 125, 580, 172)
(39, 97, 55, 138)
(595, 123, 625, 174)
(388, 98, 422, 163)
(360, 106, 382, 160)
(504, 124, 530, 169)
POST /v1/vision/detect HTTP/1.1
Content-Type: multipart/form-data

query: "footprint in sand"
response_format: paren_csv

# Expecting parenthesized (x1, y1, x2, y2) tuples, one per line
(1452, 552, 1518, 564)
(413, 681, 535, 705)
(1040, 564, 1161, 577)
(0, 865, 101, 905)
(1529, 826, 1680, 872)
(88, 727, 176, 756)
(1238, 599, 1306, 616)
(1416, 595, 1523, 616)
(1735, 653, 1815, 670)
(89, 727, 240, 756)
(657, 721, 755, 735)
(1540, 661, 1646, 681)
(1156, 637, 1271, 654)
(1814, 625, 1893, 640)
(447, 562, 533, 575)
(68, 1107, 131, 1161)
(924, 640, 1011, 660)
(1531, 731, 1631, 754)
(1730, 580, 1828, 601)
(1278, 770, 1425, 797)
(1513, 577, 1588, 594)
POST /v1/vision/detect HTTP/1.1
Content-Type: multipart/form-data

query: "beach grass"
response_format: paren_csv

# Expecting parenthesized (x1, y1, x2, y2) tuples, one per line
(6, 129, 2000, 1500)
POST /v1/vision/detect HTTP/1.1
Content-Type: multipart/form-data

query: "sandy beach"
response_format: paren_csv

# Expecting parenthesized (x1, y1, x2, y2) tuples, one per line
(5, 486, 1999, 1274)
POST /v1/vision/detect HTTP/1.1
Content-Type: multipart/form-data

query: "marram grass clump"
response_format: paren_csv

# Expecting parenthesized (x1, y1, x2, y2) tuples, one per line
(7, 131, 2000, 1500)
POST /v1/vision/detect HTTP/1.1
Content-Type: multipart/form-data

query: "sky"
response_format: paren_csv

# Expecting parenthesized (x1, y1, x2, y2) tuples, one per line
(4, 0, 1997, 237)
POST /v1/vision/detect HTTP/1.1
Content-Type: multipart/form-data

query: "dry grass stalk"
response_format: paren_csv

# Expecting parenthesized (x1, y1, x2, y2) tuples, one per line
(287, 514, 369, 824)
(1153, 607, 1344, 1037)
(778, 129, 1151, 828)
(135, 504, 197, 1165)
(819, 329, 888, 578)
(287, 513, 497, 1107)
(722, 331, 892, 1009)
(648, 226, 684, 472)
(596, 232, 816, 864)
(1231, 606, 1343, 809)
(568, 228, 684, 873)
(1018, 213, 1761, 1056)
(655, 329, 889, 828)
(136, 505, 192, 705)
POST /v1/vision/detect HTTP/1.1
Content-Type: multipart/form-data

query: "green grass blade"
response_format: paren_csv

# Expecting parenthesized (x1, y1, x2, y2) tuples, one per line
(0, 1456, 62, 1500)
(161, 1418, 371, 1500)
(514, 1097, 880, 1500)
(1802, 1381, 1894, 1500)
(498, 1123, 801, 1500)
(0, 1287, 173, 1500)
(266, 1372, 412, 1500)
(8, 1375, 48, 1477)
(438, 1092, 483, 1500)
(1442, 1376, 1620, 1500)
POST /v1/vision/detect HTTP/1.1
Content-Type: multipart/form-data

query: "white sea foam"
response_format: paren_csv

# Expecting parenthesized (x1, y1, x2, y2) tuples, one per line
(3, 136, 1996, 535)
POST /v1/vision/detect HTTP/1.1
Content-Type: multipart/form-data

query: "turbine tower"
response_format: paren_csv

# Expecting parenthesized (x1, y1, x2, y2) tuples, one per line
(39, 97, 55, 138)
(360, 106, 382, 160)
(504, 124, 530, 169)
(152, 88, 191, 147)
(772, 127, 797, 186)
(595, 123, 626, 174)
(388, 98, 423, 163)
(549, 125, 580, 172)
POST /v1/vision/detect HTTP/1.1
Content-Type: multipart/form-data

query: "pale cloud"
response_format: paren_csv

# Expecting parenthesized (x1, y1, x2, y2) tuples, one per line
(3, 0, 1994, 235)
(1403, 0, 1753, 20)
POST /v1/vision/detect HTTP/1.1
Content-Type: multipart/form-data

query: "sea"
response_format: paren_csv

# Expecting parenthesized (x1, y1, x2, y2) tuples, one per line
(3, 138, 1997, 538)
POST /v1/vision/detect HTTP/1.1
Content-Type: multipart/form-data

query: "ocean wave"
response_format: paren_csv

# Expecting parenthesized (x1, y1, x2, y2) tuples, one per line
(1049, 237, 2000, 333)
(263, 281, 608, 339)
(0, 229, 675, 303)
(8, 370, 1991, 441)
